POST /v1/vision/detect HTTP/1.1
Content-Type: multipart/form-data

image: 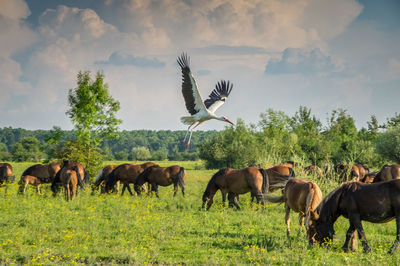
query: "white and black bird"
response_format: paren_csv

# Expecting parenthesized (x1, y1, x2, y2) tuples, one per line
(177, 53, 234, 148)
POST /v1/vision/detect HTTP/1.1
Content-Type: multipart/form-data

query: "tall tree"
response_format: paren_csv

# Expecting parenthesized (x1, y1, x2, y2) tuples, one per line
(66, 71, 122, 174)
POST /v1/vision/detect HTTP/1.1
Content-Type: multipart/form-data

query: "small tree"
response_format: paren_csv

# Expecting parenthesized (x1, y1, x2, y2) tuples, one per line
(66, 71, 122, 176)
(131, 146, 151, 161)
(376, 126, 400, 164)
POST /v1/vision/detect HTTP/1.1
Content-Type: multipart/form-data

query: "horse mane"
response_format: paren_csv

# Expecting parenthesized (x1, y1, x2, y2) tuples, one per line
(203, 168, 228, 197)
(135, 165, 158, 186)
(315, 183, 346, 222)
(21, 164, 41, 176)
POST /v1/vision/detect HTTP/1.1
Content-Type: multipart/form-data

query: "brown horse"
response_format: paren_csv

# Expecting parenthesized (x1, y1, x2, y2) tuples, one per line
(349, 164, 369, 181)
(308, 180, 400, 253)
(361, 172, 376, 184)
(282, 161, 295, 169)
(92, 164, 117, 193)
(266, 178, 323, 239)
(202, 167, 291, 210)
(304, 165, 323, 178)
(373, 164, 400, 183)
(21, 163, 61, 183)
(19, 175, 42, 194)
(51, 161, 88, 195)
(0, 163, 14, 184)
(60, 166, 80, 201)
(104, 162, 158, 195)
(134, 165, 186, 197)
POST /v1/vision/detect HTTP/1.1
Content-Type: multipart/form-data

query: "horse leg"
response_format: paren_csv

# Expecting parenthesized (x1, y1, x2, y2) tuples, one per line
(64, 185, 69, 201)
(221, 191, 227, 207)
(126, 184, 134, 196)
(285, 205, 291, 238)
(71, 185, 76, 200)
(352, 216, 371, 253)
(389, 215, 400, 254)
(350, 230, 358, 251)
(228, 193, 240, 210)
(116, 181, 120, 194)
(37, 184, 41, 194)
(342, 223, 356, 252)
(121, 184, 126, 196)
(173, 183, 178, 197)
(298, 214, 305, 235)
(153, 185, 159, 198)
(23, 182, 28, 194)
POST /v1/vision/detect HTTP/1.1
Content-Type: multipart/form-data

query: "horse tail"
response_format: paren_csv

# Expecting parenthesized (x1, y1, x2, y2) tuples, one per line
(51, 169, 62, 195)
(258, 168, 269, 194)
(177, 167, 185, 188)
(203, 168, 226, 200)
(105, 167, 118, 192)
(288, 167, 295, 178)
(93, 168, 104, 186)
(264, 194, 284, 203)
(73, 166, 84, 189)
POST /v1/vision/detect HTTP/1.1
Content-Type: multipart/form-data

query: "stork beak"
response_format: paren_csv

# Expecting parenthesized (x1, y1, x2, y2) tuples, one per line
(225, 119, 234, 125)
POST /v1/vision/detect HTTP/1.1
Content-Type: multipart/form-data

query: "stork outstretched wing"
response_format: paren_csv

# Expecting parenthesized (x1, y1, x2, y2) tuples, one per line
(177, 53, 207, 115)
(204, 80, 233, 114)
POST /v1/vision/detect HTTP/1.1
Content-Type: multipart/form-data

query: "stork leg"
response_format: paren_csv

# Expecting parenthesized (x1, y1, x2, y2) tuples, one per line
(182, 122, 195, 144)
(186, 122, 201, 148)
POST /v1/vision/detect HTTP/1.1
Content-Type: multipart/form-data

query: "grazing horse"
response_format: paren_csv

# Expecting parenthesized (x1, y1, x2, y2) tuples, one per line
(304, 165, 323, 178)
(373, 164, 400, 183)
(92, 164, 117, 193)
(308, 180, 400, 253)
(266, 178, 323, 240)
(349, 164, 369, 181)
(202, 167, 291, 210)
(104, 162, 158, 195)
(21, 163, 61, 183)
(19, 175, 43, 194)
(0, 163, 14, 185)
(60, 166, 80, 201)
(51, 161, 87, 195)
(134, 165, 186, 197)
(361, 172, 376, 184)
(282, 161, 295, 169)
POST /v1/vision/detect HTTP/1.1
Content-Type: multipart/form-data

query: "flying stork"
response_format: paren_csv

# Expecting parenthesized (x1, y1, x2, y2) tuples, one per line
(177, 53, 234, 148)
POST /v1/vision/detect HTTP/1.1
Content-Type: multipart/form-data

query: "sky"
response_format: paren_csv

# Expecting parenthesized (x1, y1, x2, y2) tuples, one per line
(0, 0, 399, 131)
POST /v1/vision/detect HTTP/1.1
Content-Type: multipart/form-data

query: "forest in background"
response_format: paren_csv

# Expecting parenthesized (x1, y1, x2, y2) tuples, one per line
(0, 106, 399, 170)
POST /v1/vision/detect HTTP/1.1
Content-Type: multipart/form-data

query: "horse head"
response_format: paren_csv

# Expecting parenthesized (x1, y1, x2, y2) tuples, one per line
(307, 210, 335, 245)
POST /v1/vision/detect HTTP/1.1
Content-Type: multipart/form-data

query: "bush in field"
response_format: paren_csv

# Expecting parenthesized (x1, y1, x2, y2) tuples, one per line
(376, 126, 400, 164)
(131, 146, 151, 161)
(199, 119, 260, 169)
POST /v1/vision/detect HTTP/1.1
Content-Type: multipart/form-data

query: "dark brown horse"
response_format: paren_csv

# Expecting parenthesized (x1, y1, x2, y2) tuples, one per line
(92, 164, 117, 193)
(308, 180, 400, 253)
(266, 178, 323, 239)
(373, 164, 400, 183)
(19, 175, 42, 194)
(134, 165, 186, 197)
(271, 165, 296, 178)
(349, 164, 369, 181)
(202, 167, 291, 210)
(104, 162, 158, 195)
(21, 163, 61, 183)
(0, 163, 14, 184)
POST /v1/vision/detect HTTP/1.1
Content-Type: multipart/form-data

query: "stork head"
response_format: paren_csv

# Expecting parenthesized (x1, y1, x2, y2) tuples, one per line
(219, 116, 234, 125)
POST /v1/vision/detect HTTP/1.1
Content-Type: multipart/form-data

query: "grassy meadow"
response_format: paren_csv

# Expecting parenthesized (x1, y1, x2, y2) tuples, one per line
(1, 161, 400, 265)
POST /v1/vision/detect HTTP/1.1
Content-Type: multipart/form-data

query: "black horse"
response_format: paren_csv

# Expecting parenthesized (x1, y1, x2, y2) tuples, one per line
(308, 180, 400, 253)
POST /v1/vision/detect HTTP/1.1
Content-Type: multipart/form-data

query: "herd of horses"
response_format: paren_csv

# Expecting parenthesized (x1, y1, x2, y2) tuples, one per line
(1, 160, 400, 253)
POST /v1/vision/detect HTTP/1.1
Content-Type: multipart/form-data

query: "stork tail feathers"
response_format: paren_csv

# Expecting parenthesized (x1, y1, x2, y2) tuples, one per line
(180, 116, 195, 125)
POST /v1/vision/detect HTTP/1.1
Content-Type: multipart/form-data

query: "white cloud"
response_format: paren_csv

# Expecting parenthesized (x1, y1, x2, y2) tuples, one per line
(0, 0, 30, 19)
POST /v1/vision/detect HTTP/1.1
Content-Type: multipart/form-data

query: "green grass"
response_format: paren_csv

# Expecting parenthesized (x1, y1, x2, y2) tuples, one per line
(1, 161, 400, 264)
